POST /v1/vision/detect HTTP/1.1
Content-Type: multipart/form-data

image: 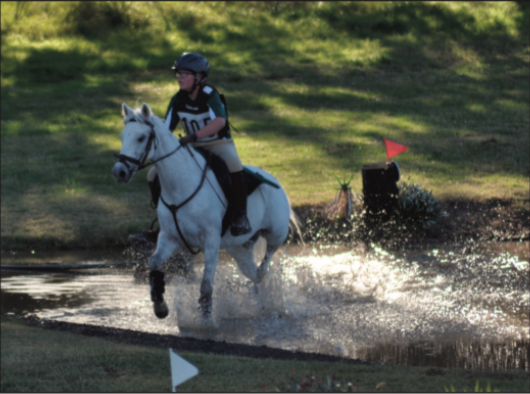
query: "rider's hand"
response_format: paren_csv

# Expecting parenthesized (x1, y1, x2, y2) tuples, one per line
(179, 133, 198, 146)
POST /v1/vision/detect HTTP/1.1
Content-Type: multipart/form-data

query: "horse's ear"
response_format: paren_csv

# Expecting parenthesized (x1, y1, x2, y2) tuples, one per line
(122, 103, 134, 119)
(141, 103, 152, 120)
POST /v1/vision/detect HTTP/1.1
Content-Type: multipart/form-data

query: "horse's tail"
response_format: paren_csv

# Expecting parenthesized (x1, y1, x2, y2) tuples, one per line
(286, 196, 305, 245)
(289, 208, 305, 245)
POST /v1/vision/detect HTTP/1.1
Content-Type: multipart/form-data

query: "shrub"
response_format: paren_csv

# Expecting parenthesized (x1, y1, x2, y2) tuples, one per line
(392, 181, 446, 235)
(65, 1, 150, 37)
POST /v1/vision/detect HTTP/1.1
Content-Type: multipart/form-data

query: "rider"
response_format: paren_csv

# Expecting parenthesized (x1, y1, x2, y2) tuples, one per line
(130, 52, 252, 243)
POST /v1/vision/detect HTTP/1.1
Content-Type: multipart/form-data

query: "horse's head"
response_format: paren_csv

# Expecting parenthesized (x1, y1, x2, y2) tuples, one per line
(112, 103, 157, 184)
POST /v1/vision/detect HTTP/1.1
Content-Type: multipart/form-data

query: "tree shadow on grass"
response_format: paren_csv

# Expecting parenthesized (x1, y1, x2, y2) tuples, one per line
(219, 13, 528, 178)
(1, 2, 529, 248)
(0, 128, 153, 249)
(186, 3, 528, 180)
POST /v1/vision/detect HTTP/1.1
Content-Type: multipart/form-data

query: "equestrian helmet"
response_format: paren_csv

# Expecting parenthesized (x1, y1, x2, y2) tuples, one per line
(172, 52, 209, 83)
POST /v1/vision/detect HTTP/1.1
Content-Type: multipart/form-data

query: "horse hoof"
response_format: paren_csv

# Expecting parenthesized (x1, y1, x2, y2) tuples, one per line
(153, 301, 168, 319)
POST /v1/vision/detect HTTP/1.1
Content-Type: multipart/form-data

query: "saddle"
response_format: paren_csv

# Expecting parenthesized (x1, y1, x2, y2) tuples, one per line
(192, 147, 279, 237)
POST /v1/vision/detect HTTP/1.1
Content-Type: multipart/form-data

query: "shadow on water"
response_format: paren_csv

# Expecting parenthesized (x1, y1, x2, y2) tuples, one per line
(1, 241, 529, 371)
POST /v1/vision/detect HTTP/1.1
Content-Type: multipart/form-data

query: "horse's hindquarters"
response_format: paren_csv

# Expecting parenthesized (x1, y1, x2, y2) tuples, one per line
(262, 184, 291, 240)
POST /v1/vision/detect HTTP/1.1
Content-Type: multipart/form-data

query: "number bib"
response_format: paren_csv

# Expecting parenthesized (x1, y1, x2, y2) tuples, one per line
(165, 85, 230, 142)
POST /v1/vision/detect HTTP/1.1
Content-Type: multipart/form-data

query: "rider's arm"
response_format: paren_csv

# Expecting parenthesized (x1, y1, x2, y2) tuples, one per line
(195, 91, 227, 139)
(195, 117, 226, 139)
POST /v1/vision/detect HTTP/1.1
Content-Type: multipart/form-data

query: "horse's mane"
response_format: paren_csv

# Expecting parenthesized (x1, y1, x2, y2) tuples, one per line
(150, 115, 168, 131)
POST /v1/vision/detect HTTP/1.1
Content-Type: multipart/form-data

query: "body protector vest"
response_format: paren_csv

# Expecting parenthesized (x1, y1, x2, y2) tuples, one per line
(164, 84, 231, 142)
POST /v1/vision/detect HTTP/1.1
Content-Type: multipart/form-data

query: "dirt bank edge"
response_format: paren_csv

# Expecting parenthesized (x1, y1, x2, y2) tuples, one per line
(2, 198, 528, 252)
(1, 314, 374, 365)
(293, 198, 529, 246)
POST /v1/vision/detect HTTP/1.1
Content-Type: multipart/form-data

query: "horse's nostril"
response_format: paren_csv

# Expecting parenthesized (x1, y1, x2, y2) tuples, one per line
(119, 170, 126, 178)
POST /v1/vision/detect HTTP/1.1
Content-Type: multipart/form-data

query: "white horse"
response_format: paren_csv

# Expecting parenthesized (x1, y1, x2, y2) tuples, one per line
(112, 103, 300, 320)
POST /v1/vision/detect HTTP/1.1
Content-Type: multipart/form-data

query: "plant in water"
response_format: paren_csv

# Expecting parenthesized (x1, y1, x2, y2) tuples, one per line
(326, 174, 358, 220)
(445, 380, 500, 393)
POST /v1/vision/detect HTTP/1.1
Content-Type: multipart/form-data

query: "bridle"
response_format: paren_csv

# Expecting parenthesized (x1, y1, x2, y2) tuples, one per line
(114, 116, 210, 255)
(114, 118, 182, 173)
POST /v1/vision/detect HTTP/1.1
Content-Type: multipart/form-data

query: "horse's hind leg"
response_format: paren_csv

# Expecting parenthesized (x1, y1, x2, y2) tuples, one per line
(257, 244, 279, 282)
(256, 224, 288, 283)
(226, 236, 277, 285)
(226, 246, 258, 283)
(198, 234, 221, 319)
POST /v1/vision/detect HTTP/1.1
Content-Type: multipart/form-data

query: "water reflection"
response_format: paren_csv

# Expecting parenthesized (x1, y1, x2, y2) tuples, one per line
(1, 241, 529, 371)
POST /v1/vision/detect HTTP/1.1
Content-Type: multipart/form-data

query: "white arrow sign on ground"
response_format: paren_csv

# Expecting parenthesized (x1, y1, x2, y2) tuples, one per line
(169, 348, 199, 392)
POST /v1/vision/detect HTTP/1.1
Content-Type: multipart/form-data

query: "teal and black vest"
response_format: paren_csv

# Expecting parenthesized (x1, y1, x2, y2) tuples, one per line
(164, 84, 231, 142)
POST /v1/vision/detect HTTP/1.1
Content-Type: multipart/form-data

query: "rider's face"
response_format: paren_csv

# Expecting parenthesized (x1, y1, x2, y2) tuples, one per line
(176, 69, 197, 92)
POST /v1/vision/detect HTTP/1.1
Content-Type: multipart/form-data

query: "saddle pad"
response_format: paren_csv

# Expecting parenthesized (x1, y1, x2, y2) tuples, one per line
(193, 147, 280, 236)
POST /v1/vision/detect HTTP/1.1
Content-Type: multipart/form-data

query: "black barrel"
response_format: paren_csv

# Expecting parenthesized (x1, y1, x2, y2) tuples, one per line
(362, 161, 400, 225)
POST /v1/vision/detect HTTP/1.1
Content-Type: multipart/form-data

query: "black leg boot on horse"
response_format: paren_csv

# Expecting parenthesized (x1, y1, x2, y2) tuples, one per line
(230, 170, 252, 236)
(149, 270, 168, 318)
(129, 176, 161, 243)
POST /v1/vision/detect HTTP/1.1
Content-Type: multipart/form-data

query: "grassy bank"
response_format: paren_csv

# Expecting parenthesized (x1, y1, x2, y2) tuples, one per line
(1, 2, 529, 249)
(2, 318, 529, 392)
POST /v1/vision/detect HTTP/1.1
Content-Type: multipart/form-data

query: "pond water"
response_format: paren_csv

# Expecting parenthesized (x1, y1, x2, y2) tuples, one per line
(1, 240, 529, 371)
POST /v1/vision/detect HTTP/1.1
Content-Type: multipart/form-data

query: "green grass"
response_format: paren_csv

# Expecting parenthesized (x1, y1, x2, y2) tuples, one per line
(1, 1, 529, 249)
(2, 320, 528, 392)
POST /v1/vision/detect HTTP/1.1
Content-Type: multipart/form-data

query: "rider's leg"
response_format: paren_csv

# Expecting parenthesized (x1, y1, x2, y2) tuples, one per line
(199, 139, 251, 236)
(129, 167, 160, 243)
(229, 170, 251, 236)
(148, 169, 161, 209)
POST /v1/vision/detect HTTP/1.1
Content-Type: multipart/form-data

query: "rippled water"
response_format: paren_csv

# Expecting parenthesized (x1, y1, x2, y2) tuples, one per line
(1, 241, 529, 370)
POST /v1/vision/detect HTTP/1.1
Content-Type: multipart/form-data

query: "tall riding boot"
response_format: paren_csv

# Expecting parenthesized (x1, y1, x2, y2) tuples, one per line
(230, 170, 252, 236)
(149, 175, 161, 209)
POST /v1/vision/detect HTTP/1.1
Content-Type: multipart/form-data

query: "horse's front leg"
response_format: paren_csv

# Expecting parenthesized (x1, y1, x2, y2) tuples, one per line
(199, 234, 221, 319)
(148, 231, 179, 319)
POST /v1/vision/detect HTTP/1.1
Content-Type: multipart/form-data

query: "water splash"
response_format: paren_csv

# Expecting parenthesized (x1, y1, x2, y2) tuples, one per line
(162, 242, 529, 355)
(1, 241, 528, 369)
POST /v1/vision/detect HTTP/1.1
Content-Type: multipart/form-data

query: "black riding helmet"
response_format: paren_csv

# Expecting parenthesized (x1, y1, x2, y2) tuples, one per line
(172, 52, 209, 85)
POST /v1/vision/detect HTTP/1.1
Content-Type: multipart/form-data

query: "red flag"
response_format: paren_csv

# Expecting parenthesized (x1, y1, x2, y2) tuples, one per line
(384, 138, 408, 160)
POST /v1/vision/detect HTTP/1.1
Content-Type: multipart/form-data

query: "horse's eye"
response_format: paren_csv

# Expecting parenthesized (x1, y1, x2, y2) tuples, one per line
(138, 136, 146, 143)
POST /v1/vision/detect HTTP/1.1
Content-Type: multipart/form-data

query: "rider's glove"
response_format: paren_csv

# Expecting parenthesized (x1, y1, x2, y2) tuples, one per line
(179, 133, 198, 146)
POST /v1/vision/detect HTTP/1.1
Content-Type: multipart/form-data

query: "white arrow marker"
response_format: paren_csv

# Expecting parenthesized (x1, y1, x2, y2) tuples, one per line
(169, 348, 199, 392)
